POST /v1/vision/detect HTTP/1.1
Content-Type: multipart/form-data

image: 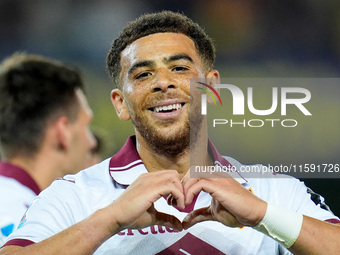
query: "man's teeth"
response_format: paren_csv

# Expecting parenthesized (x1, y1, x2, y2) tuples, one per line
(154, 103, 182, 113)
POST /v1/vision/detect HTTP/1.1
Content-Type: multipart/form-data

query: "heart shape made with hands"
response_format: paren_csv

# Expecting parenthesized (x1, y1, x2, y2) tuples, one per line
(162, 177, 252, 230)
(121, 171, 265, 233)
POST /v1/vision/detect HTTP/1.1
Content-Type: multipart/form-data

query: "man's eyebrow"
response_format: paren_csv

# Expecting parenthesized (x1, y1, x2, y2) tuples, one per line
(127, 54, 193, 77)
(164, 54, 194, 64)
(128, 60, 155, 77)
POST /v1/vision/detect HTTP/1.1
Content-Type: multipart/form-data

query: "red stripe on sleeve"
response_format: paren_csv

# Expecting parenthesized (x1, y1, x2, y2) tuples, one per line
(325, 218, 340, 224)
(2, 239, 35, 248)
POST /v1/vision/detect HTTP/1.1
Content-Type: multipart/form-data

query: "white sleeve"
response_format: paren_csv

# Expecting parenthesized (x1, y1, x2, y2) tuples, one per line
(4, 178, 89, 245)
(273, 176, 339, 221)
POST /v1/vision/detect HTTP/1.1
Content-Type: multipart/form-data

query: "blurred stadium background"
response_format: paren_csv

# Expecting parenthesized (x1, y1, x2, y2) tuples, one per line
(1, 0, 340, 215)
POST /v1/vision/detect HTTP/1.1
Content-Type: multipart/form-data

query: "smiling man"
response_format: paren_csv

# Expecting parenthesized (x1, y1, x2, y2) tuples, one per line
(1, 11, 340, 255)
(111, 32, 212, 176)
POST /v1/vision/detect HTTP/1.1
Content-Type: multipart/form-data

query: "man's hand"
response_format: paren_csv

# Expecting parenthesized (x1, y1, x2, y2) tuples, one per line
(107, 170, 185, 234)
(180, 173, 267, 229)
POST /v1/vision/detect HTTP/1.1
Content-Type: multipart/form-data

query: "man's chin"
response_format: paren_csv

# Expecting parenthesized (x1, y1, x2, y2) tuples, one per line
(132, 114, 192, 157)
(154, 127, 183, 139)
(151, 136, 189, 158)
(140, 128, 190, 157)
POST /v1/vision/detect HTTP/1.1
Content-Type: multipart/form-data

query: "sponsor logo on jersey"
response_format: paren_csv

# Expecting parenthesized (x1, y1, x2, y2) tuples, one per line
(117, 225, 179, 236)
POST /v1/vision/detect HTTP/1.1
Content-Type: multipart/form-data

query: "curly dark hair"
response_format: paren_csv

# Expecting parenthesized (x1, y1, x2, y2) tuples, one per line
(0, 53, 85, 159)
(106, 11, 216, 88)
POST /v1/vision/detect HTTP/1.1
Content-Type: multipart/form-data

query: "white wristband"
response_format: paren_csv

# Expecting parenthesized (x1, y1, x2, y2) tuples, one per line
(253, 204, 303, 248)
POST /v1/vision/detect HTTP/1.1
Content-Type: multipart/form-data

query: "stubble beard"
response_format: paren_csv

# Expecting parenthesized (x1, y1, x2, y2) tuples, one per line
(131, 106, 203, 158)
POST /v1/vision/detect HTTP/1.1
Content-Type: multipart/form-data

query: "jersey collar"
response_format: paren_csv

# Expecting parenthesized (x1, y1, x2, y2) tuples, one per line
(0, 161, 41, 195)
(109, 136, 146, 185)
(109, 136, 247, 185)
(208, 140, 248, 184)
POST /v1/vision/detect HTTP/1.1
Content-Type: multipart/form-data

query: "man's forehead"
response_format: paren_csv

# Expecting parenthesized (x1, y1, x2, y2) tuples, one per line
(121, 32, 197, 63)
(75, 88, 93, 117)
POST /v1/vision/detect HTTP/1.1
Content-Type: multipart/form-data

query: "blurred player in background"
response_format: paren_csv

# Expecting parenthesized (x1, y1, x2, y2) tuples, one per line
(86, 130, 104, 167)
(0, 53, 96, 244)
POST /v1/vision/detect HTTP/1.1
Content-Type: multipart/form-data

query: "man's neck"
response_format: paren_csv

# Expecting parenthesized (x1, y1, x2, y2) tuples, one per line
(137, 143, 189, 179)
(135, 129, 212, 179)
(8, 153, 63, 191)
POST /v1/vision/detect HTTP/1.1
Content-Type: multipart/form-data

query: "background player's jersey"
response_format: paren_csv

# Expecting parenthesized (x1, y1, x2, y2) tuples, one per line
(0, 162, 40, 246)
(3, 137, 339, 254)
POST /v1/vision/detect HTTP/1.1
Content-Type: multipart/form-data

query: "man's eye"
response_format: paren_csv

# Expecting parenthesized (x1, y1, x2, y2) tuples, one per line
(173, 66, 189, 72)
(135, 72, 151, 80)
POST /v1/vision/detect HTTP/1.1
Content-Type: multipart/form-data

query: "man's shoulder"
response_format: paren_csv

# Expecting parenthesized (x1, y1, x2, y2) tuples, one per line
(54, 158, 112, 189)
(0, 175, 36, 202)
(0, 176, 37, 244)
(34, 158, 115, 213)
(222, 155, 298, 180)
(0, 176, 35, 216)
(220, 155, 304, 198)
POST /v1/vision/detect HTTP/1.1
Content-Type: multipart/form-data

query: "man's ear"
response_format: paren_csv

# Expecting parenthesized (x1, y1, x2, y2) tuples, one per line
(53, 116, 72, 151)
(206, 70, 220, 105)
(111, 89, 131, 121)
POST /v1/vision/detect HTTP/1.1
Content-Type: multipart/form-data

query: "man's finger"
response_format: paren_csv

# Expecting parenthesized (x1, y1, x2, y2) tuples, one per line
(184, 179, 211, 205)
(181, 173, 199, 195)
(153, 209, 183, 231)
(182, 206, 214, 230)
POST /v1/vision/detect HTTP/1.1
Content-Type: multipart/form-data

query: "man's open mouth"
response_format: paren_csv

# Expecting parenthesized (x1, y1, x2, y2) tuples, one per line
(149, 103, 186, 113)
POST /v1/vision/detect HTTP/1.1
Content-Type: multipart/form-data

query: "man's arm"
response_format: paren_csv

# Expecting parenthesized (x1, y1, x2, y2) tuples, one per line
(289, 216, 340, 255)
(0, 170, 185, 255)
(181, 176, 340, 255)
(0, 208, 116, 255)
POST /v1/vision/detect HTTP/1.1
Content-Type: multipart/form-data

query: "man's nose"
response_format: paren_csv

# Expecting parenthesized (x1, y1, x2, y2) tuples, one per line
(150, 69, 177, 93)
(88, 130, 98, 152)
